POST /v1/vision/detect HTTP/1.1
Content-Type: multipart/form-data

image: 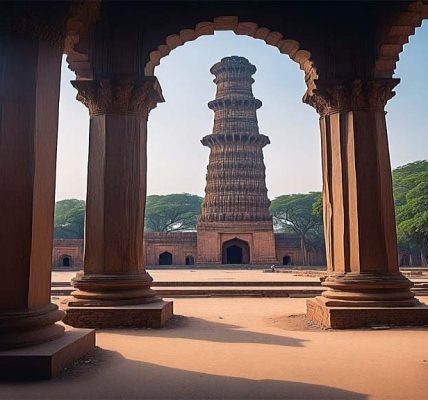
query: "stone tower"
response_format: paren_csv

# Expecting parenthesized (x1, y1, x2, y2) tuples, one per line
(197, 56, 278, 265)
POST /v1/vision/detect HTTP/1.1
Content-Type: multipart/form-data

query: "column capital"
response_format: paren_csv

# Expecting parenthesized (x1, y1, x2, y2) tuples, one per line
(71, 77, 165, 118)
(303, 78, 400, 117)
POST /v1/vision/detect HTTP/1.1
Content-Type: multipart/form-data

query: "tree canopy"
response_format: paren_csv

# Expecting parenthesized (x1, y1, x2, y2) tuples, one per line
(144, 193, 203, 232)
(54, 199, 85, 239)
(270, 192, 323, 264)
(392, 160, 428, 266)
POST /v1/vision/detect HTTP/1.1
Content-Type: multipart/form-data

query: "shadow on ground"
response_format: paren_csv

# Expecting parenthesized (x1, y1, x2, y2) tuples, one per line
(114, 315, 308, 347)
(0, 348, 368, 399)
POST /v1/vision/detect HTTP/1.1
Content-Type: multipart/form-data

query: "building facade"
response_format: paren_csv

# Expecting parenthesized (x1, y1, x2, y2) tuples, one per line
(53, 232, 324, 269)
(52, 239, 84, 270)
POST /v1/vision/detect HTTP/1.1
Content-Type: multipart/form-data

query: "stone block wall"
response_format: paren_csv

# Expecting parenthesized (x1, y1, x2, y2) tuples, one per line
(144, 232, 198, 266)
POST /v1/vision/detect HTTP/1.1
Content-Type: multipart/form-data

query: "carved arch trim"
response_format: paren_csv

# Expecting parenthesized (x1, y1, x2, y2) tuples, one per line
(144, 16, 319, 96)
(375, 1, 428, 79)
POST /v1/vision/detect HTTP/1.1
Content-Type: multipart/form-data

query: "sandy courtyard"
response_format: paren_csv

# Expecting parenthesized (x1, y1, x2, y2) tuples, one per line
(1, 297, 428, 400)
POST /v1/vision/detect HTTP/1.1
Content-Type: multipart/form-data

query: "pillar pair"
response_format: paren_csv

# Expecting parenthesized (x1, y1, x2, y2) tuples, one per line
(305, 79, 428, 328)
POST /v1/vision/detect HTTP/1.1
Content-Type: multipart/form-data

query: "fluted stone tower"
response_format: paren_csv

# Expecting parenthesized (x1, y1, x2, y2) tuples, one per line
(196, 56, 278, 265)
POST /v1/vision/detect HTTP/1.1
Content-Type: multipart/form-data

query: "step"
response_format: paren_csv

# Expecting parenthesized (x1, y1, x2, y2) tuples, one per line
(51, 280, 322, 288)
(51, 286, 324, 297)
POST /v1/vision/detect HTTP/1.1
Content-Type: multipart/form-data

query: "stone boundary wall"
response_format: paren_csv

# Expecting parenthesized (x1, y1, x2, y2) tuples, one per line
(51, 232, 328, 268)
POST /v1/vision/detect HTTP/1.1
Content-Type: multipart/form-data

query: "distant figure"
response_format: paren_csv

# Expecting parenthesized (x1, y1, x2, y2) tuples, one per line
(270, 265, 276, 272)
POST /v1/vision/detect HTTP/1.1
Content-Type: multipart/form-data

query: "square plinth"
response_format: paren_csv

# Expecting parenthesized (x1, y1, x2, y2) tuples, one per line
(0, 328, 95, 380)
(63, 300, 173, 329)
(307, 299, 428, 329)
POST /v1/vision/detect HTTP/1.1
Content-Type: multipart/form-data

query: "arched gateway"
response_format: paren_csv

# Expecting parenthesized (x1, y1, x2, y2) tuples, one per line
(159, 251, 173, 265)
(222, 239, 250, 264)
(2, 5, 428, 377)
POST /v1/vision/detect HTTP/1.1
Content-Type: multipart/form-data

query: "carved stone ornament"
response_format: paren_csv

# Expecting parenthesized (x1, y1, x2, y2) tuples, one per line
(0, 2, 70, 50)
(303, 78, 400, 116)
(72, 77, 165, 117)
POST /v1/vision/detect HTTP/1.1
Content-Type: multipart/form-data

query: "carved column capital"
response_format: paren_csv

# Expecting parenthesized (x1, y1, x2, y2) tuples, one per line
(303, 78, 400, 117)
(71, 77, 165, 118)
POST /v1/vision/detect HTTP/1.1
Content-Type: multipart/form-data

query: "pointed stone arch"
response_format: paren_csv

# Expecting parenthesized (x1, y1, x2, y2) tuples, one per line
(144, 16, 319, 97)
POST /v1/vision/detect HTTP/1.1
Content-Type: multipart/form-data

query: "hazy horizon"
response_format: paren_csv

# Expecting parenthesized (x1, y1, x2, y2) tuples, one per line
(55, 22, 428, 201)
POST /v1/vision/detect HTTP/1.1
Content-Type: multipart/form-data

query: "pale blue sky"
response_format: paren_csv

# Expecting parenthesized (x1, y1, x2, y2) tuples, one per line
(55, 22, 427, 200)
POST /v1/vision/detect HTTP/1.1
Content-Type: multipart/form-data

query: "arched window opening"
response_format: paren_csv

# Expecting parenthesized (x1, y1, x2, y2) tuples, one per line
(282, 255, 291, 266)
(185, 255, 195, 266)
(159, 251, 173, 265)
(61, 255, 72, 268)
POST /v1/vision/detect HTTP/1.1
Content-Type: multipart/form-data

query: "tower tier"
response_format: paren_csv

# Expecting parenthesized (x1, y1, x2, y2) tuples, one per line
(199, 56, 272, 224)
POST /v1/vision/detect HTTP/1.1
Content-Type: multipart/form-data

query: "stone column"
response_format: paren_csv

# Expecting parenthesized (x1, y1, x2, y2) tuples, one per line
(0, 30, 64, 350)
(64, 78, 173, 328)
(0, 30, 94, 378)
(304, 79, 428, 328)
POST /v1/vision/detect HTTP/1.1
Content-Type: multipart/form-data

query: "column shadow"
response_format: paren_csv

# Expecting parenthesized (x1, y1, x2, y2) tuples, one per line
(0, 348, 369, 399)
(114, 316, 308, 347)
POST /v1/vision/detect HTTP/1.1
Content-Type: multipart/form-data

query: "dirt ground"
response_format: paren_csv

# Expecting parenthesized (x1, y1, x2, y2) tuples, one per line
(1, 297, 428, 400)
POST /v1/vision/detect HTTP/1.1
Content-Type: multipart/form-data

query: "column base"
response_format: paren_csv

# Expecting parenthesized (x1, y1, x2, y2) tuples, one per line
(0, 328, 95, 380)
(0, 304, 65, 350)
(63, 300, 173, 329)
(69, 272, 160, 306)
(307, 297, 428, 329)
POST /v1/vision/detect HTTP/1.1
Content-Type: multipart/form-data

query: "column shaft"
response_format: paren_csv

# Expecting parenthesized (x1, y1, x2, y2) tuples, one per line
(64, 78, 173, 328)
(0, 31, 64, 348)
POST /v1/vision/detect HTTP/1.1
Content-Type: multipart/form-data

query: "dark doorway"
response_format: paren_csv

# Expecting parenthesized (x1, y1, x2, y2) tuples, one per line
(400, 254, 410, 267)
(159, 251, 173, 265)
(185, 255, 195, 266)
(61, 255, 71, 267)
(282, 255, 291, 266)
(222, 239, 250, 264)
(227, 245, 243, 264)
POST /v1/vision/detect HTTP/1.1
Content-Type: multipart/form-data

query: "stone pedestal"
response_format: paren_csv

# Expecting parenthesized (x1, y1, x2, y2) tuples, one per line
(304, 80, 428, 328)
(0, 328, 95, 380)
(64, 78, 173, 328)
(64, 301, 173, 329)
(0, 30, 95, 377)
(307, 299, 428, 329)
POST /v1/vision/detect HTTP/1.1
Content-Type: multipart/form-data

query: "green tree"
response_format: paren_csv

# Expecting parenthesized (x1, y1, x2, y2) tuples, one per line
(270, 192, 323, 265)
(54, 199, 85, 239)
(393, 161, 428, 266)
(144, 193, 203, 232)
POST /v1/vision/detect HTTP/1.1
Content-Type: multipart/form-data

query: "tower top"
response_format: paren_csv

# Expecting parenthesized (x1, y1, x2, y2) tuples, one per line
(209, 56, 260, 103)
(210, 56, 256, 77)
(207, 55, 263, 136)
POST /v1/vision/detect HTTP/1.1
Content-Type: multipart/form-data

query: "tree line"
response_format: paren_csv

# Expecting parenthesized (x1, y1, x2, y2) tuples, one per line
(54, 161, 428, 266)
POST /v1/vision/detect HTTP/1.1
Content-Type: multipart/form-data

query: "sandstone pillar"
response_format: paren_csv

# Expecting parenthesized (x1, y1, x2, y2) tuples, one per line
(0, 30, 94, 378)
(304, 79, 428, 328)
(64, 78, 173, 328)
